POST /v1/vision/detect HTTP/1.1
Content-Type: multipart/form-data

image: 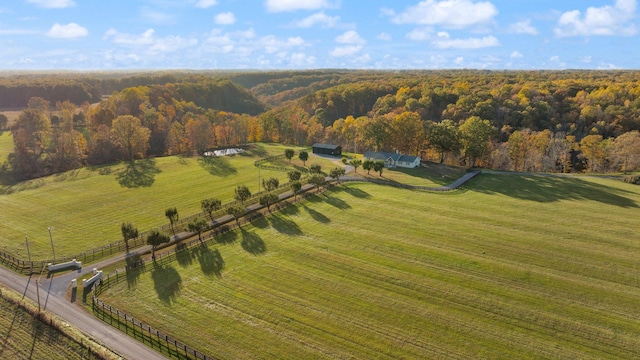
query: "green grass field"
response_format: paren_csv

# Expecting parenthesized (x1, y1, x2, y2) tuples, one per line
(0, 143, 338, 260)
(99, 174, 640, 359)
(358, 161, 467, 186)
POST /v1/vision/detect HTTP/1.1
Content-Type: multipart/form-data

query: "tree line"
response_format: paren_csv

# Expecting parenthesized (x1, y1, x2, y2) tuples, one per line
(4, 70, 640, 181)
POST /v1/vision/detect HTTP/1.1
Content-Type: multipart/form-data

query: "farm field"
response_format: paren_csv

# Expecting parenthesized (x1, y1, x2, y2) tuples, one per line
(0, 143, 337, 260)
(99, 174, 640, 359)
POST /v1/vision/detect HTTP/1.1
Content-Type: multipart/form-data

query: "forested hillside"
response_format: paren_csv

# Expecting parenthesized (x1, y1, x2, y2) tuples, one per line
(2, 70, 640, 182)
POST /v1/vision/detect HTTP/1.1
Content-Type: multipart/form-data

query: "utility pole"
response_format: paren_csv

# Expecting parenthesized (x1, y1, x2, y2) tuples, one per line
(35, 280, 41, 312)
(25, 236, 32, 275)
(48, 226, 55, 264)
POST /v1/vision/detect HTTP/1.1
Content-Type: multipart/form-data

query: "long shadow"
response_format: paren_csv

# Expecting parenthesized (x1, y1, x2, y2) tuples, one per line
(125, 252, 145, 288)
(241, 144, 267, 157)
(116, 159, 161, 188)
(240, 228, 266, 255)
(322, 194, 351, 210)
(472, 174, 639, 208)
(216, 227, 238, 244)
(197, 243, 225, 277)
(335, 186, 371, 199)
(199, 156, 237, 177)
(268, 213, 302, 235)
(151, 262, 182, 305)
(303, 205, 330, 223)
(175, 243, 194, 268)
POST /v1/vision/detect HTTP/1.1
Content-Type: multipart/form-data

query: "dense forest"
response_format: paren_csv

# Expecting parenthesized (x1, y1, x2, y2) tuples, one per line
(2, 70, 640, 181)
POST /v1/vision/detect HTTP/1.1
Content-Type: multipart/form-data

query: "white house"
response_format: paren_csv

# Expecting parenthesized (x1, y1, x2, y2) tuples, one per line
(363, 151, 421, 169)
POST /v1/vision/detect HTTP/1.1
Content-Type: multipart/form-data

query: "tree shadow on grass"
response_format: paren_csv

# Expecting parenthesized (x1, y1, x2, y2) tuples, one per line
(116, 159, 161, 188)
(251, 214, 270, 229)
(216, 228, 238, 244)
(334, 186, 371, 199)
(303, 205, 330, 223)
(199, 156, 237, 177)
(241, 144, 267, 157)
(268, 213, 302, 235)
(473, 174, 639, 208)
(125, 252, 145, 288)
(241, 228, 266, 255)
(175, 244, 194, 268)
(322, 194, 351, 210)
(197, 243, 225, 277)
(151, 262, 182, 305)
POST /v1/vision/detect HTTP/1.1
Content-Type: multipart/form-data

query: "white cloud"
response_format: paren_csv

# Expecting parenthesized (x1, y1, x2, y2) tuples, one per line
(555, 0, 637, 37)
(141, 7, 175, 24)
(433, 35, 500, 49)
(289, 52, 316, 66)
(454, 56, 464, 65)
(149, 36, 198, 53)
(330, 45, 362, 57)
(377, 32, 392, 41)
(104, 29, 156, 46)
(26, 0, 75, 9)
(548, 55, 567, 68)
(597, 61, 619, 69)
(510, 51, 523, 59)
(335, 30, 366, 45)
(195, 0, 217, 8)
(406, 28, 432, 41)
(509, 20, 538, 35)
(266, 0, 332, 13)
(294, 12, 340, 28)
(215, 12, 236, 25)
(580, 55, 592, 63)
(46, 23, 88, 39)
(391, 0, 498, 28)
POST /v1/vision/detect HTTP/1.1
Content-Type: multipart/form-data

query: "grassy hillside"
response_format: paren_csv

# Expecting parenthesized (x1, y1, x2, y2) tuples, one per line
(0, 285, 114, 359)
(0, 144, 338, 260)
(99, 175, 640, 359)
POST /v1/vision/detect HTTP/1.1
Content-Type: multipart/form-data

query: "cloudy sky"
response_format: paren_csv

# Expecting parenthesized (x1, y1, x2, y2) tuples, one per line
(0, 0, 638, 70)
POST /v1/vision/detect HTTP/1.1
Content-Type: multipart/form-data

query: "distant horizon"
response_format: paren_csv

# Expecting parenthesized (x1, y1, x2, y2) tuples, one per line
(1, 1, 639, 70)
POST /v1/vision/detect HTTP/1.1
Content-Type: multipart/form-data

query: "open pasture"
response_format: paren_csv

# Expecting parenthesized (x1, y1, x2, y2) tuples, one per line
(0, 144, 335, 260)
(100, 174, 640, 359)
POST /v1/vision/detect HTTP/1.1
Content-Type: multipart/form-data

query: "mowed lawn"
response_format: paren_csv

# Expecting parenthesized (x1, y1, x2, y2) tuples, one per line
(0, 143, 336, 259)
(100, 174, 640, 359)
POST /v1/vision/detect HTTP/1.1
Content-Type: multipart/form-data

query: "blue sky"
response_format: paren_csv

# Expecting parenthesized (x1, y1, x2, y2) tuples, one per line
(0, 0, 639, 70)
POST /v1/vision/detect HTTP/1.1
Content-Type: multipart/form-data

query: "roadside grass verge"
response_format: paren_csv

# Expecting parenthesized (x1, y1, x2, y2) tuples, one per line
(0, 284, 118, 360)
(98, 174, 640, 359)
(0, 143, 299, 259)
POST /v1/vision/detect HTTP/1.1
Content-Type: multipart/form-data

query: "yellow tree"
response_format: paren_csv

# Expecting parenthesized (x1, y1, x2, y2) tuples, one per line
(459, 116, 495, 167)
(390, 111, 424, 155)
(579, 134, 605, 173)
(609, 131, 640, 173)
(111, 115, 151, 162)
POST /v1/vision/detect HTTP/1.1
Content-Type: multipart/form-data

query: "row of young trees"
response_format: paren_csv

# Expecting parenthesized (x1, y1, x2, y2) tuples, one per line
(121, 158, 332, 261)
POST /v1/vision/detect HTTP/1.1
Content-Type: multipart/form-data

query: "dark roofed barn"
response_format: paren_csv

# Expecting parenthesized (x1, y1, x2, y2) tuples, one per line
(312, 143, 342, 156)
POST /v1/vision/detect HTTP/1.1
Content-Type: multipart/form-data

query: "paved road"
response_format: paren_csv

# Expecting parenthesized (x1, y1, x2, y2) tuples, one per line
(0, 265, 167, 360)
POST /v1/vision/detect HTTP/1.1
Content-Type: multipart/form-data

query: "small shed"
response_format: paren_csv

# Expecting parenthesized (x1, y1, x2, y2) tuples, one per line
(312, 143, 342, 156)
